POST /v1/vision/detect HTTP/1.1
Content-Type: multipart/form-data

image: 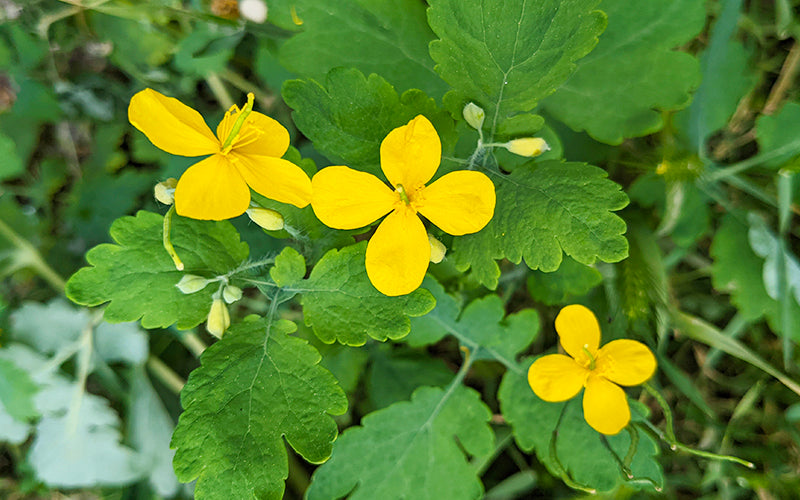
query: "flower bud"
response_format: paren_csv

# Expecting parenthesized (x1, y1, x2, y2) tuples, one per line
(246, 207, 285, 231)
(154, 178, 178, 205)
(176, 274, 210, 294)
(504, 138, 550, 158)
(239, 0, 268, 23)
(462, 102, 485, 130)
(206, 298, 230, 338)
(428, 233, 446, 264)
(222, 285, 243, 304)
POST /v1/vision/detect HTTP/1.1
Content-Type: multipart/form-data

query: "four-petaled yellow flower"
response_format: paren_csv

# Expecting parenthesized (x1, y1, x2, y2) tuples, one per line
(311, 115, 496, 296)
(528, 304, 657, 435)
(128, 88, 312, 220)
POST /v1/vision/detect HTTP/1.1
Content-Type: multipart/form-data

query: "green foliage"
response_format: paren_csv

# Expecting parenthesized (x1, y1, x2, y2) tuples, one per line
(65, 211, 249, 329)
(171, 316, 347, 500)
(0, 132, 23, 180)
(428, 0, 606, 132)
(527, 255, 603, 305)
(756, 102, 800, 167)
(452, 161, 629, 288)
(0, 358, 38, 422)
(306, 385, 493, 500)
(542, 0, 704, 144)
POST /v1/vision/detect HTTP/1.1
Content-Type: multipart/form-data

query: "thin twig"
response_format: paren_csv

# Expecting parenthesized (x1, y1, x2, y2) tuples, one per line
(763, 40, 800, 115)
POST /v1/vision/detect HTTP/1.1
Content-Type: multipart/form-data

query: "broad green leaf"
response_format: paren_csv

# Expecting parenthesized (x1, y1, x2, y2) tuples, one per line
(428, 0, 606, 132)
(282, 67, 455, 178)
(542, 0, 704, 144)
(0, 131, 23, 180)
(452, 161, 629, 289)
(173, 26, 242, 77)
(527, 255, 603, 305)
(306, 385, 493, 500)
(0, 358, 38, 422)
(66, 211, 249, 329)
(269, 246, 306, 287)
(499, 358, 663, 493)
(278, 0, 447, 98)
(675, 0, 756, 153)
(407, 277, 538, 370)
(756, 102, 800, 168)
(171, 316, 347, 500)
(299, 242, 436, 345)
(366, 347, 453, 410)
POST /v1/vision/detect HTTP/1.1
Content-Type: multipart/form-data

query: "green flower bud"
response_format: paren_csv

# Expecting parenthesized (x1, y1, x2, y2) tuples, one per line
(462, 102, 485, 130)
(154, 178, 178, 205)
(176, 274, 210, 294)
(222, 285, 243, 304)
(206, 298, 230, 338)
(428, 233, 446, 264)
(504, 137, 550, 158)
(246, 207, 285, 231)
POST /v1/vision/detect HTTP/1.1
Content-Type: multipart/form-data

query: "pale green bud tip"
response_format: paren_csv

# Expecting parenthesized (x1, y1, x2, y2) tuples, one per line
(246, 207, 284, 231)
(206, 298, 230, 338)
(154, 178, 178, 205)
(462, 102, 485, 130)
(176, 274, 210, 294)
(428, 233, 446, 264)
(223, 285, 243, 304)
(505, 137, 550, 157)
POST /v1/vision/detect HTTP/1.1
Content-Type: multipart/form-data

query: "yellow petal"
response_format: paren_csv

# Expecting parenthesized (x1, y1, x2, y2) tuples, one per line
(380, 115, 441, 190)
(128, 88, 219, 157)
(365, 207, 429, 296)
(555, 304, 601, 366)
(582, 374, 630, 435)
(226, 111, 290, 158)
(596, 339, 657, 386)
(417, 170, 496, 236)
(527, 354, 587, 402)
(311, 166, 396, 229)
(231, 153, 312, 208)
(174, 154, 251, 220)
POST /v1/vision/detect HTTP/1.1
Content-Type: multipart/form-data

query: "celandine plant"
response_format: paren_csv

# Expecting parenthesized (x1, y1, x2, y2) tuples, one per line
(5, 0, 794, 498)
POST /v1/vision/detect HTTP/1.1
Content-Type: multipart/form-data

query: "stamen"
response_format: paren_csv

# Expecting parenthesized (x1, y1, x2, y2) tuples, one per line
(221, 93, 255, 152)
(582, 344, 596, 370)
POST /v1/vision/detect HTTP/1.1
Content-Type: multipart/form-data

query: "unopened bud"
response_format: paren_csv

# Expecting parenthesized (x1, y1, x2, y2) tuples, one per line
(154, 178, 178, 205)
(206, 298, 230, 338)
(222, 285, 243, 304)
(246, 207, 284, 231)
(504, 138, 550, 158)
(428, 234, 446, 264)
(239, 0, 268, 23)
(176, 274, 210, 294)
(462, 102, 485, 130)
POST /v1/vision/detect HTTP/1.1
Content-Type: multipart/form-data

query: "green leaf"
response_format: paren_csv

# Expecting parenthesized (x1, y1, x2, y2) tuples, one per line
(0, 358, 38, 422)
(306, 385, 493, 500)
(171, 315, 347, 500)
(756, 102, 800, 168)
(66, 211, 249, 329)
(499, 358, 663, 493)
(428, 0, 606, 132)
(269, 246, 306, 287)
(542, 0, 704, 144)
(282, 67, 455, 178)
(527, 255, 603, 305)
(453, 161, 629, 289)
(366, 347, 453, 410)
(277, 0, 447, 98)
(299, 242, 435, 345)
(173, 26, 242, 77)
(0, 131, 23, 180)
(406, 277, 538, 370)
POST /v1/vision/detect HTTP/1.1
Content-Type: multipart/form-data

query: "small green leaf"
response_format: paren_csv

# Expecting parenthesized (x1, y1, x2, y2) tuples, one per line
(0, 131, 23, 180)
(66, 211, 249, 329)
(299, 242, 435, 345)
(428, 0, 606, 132)
(306, 385, 493, 500)
(453, 161, 628, 289)
(542, 0, 704, 144)
(171, 316, 347, 500)
(278, 0, 447, 97)
(499, 358, 663, 493)
(527, 255, 603, 305)
(282, 68, 455, 177)
(0, 358, 38, 422)
(756, 102, 800, 168)
(270, 246, 306, 287)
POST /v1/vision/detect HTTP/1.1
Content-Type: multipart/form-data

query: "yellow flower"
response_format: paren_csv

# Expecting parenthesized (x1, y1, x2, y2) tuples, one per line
(128, 88, 312, 220)
(311, 115, 496, 296)
(528, 304, 657, 435)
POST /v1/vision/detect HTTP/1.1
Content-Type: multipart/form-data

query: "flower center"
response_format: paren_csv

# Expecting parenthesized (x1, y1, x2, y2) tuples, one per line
(395, 184, 411, 205)
(220, 92, 255, 154)
(582, 344, 596, 371)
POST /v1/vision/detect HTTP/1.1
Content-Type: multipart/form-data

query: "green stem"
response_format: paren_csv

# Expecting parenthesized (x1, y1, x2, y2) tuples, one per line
(163, 206, 185, 271)
(205, 72, 234, 109)
(624, 424, 640, 467)
(0, 217, 66, 292)
(548, 402, 597, 494)
(643, 383, 676, 444)
(220, 69, 275, 109)
(178, 331, 208, 358)
(147, 355, 186, 394)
